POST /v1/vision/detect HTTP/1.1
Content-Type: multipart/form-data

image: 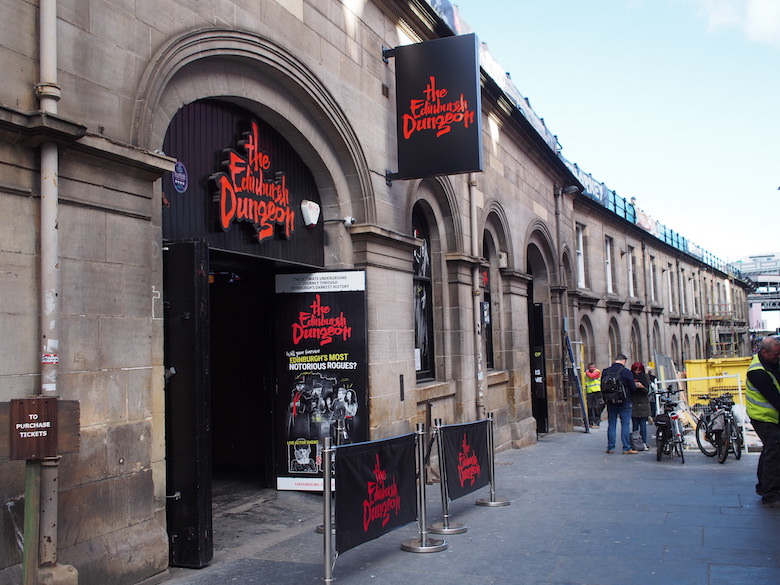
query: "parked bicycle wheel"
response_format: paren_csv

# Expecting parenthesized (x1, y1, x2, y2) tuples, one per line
(717, 424, 730, 464)
(675, 440, 685, 464)
(656, 433, 665, 461)
(732, 425, 743, 461)
(696, 418, 717, 457)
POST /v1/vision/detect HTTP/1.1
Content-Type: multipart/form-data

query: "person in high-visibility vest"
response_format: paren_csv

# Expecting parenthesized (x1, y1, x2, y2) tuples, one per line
(745, 336, 780, 508)
(584, 362, 604, 428)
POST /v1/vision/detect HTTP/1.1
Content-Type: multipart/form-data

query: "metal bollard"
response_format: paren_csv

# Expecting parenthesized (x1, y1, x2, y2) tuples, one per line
(476, 413, 510, 507)
(317, 419, 344, 535)
(428, 418, 468, 535)
(322, 437, 334, 583)
(401, 423, 448, 552)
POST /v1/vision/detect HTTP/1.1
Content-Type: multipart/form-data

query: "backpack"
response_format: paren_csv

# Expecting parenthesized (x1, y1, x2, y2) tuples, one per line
(601, 370, 628, 405)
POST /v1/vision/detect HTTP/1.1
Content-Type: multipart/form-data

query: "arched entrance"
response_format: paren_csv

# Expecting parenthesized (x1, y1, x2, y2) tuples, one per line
(527, 243, 552, 434)
(161, 99, 326, 567)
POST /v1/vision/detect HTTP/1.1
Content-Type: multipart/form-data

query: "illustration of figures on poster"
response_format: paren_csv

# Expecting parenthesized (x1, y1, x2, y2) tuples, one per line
(286, 371, 360, 474)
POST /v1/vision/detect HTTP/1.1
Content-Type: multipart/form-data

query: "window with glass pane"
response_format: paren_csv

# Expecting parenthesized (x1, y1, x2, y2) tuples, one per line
(413, 208, 435, 380)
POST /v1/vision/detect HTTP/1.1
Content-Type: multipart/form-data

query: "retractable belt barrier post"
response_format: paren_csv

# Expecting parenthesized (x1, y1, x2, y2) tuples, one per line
(476, 413, 510, 507)
(401, 423, 448, 553)
(428, 418, 468, 535)
(322, 436, 334, 584)
(317, 419, 344, 535)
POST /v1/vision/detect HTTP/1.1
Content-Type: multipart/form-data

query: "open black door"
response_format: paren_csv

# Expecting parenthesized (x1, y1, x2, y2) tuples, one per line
(163, 240, 213, 568)
(529, 302, 549, 434)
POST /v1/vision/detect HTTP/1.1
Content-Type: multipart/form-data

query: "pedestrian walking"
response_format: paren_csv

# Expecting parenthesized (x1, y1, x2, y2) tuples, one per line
(630, 361, 651, 450)
(601, 354, 638, 454)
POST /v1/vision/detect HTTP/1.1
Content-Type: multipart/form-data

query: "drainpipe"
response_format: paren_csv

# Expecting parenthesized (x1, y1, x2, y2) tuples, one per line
(469, 173, 486, 417)
(33, 1, 72, 584)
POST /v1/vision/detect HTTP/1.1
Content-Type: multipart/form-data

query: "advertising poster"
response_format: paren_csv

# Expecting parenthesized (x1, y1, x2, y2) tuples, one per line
(440, 420, 490, 501)
(335, 434, 417, 554)
(275, 271, 368, 490)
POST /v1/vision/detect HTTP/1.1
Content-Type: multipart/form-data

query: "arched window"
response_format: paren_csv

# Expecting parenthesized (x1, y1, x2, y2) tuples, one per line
(608, 319, 621, 360)
(413, 205, 435, 380)
(482, 233, 496, 369)
(630, 320, 642, 364)
(652, 321, 662, 358)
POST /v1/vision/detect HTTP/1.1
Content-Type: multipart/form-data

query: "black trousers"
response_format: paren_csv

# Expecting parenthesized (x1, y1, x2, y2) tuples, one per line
(751, 419, 780, 499)
(586, 392, 604, 426)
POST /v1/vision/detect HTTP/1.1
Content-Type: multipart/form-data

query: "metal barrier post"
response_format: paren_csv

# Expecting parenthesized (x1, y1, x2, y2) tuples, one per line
(476, 413, 510, 507)
(428, 418, 467, 535)
(322, 437, 334, 583)
(317, 419, 343, 535)
(401, 423, 448, 553)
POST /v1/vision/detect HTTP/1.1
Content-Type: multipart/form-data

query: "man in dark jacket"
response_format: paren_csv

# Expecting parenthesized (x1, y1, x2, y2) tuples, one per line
(601, 354, 638, 454)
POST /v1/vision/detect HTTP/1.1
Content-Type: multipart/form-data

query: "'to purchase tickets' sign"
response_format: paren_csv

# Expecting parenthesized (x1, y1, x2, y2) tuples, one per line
(10, 397, 58, 460)
(275, 271, 368, 491)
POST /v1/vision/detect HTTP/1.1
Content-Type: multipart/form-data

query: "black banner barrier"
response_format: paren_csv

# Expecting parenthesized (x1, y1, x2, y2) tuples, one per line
(440, 420, 490, 501)
(334, 433, 417, 554)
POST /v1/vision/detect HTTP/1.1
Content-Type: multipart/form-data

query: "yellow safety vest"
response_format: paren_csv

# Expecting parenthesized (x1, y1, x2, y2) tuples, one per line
(745, 354, 780, 424)
(584, 372, 601, 394)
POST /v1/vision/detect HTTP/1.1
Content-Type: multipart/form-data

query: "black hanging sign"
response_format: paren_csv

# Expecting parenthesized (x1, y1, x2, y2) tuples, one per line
(335, 434, 417, 554)
(387, 33, 483, 180)
(440, 420, 490, 500)
(275, 271, 368, 491)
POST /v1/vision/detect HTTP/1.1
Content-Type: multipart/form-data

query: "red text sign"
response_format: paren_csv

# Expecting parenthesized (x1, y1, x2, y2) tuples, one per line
(214, 120, 295, 242)
(402, 76, 476, 140)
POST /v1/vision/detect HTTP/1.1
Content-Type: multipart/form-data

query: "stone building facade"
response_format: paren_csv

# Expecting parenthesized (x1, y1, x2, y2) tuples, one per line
(0, 1, 750, 584)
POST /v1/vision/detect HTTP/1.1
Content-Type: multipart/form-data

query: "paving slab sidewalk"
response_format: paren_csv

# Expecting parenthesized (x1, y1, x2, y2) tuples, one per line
(160, 427, 780, 585)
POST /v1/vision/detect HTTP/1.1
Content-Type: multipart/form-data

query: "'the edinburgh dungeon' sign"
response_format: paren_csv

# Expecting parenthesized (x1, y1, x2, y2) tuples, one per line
(387, 33, 483, 180)
(275, 271, 368, 491)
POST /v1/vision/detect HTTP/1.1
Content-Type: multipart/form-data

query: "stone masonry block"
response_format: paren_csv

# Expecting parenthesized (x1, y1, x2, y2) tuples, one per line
(59, 315, 100, 373)
(0, 250, 37, 315)
(97, 317, 153, 370)
(59, 425, 109, 489)
(60, 258, 124, 316)
(107, 421, 153, 477)
(106, 215, 152, 267)
(59, 517, 168, 585)
(0, 314, 37, 379)
(0, 193, 37, 254)
(60, 205, 108, 263)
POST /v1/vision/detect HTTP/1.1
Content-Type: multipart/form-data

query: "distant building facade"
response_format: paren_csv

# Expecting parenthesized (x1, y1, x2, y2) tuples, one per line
(0, 1, 750, 584)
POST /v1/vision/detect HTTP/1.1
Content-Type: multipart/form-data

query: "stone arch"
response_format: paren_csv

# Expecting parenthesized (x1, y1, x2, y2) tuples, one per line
(526, 221, 558, 300)
(406, 176, 461, 252)
(131, 27, 375, 223)
(482, 200, 514, 268)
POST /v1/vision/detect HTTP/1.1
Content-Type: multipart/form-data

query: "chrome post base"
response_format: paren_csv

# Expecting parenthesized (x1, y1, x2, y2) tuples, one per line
(400, 536, 448, 553)
(428, 521, 468, 534)
(476, 496, 510, 507)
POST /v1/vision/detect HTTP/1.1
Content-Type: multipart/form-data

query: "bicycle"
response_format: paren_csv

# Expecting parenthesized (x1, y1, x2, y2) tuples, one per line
(694, 395, 718, 457)
(654, 389, 685, 464)
(694, 393, 744, 463)
(713, 393, 743, 464)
